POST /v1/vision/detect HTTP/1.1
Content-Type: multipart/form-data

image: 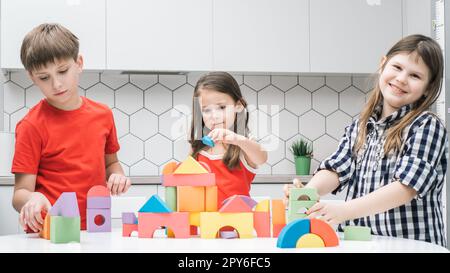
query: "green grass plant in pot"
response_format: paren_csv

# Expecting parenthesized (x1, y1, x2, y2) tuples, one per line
(290, 138, 313, 175)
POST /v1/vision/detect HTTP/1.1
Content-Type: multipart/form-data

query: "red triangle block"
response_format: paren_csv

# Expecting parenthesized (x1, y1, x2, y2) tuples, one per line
(219, 195, 252, 212)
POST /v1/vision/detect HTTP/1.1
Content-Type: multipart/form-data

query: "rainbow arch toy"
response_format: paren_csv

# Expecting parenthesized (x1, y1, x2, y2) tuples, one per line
(277, 218, 339, 248)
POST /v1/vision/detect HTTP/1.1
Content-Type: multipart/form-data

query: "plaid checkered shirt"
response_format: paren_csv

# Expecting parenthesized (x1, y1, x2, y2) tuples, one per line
(317, 103, 448, 247)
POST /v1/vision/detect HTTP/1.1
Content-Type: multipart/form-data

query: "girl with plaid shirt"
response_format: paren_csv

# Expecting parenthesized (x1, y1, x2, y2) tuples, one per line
(285, 35, 448, 246)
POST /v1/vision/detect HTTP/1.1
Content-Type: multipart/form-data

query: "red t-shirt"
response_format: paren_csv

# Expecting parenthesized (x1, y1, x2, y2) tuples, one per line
(12, 97, 120, 230)
(196, 150, 257, 208)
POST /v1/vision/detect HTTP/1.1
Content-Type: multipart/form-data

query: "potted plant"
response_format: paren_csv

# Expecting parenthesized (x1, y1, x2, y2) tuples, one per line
(290, 138, 313, 175)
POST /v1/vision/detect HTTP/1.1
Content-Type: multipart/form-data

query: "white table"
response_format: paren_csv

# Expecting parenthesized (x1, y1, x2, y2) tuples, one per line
(0, 229, 447, 253)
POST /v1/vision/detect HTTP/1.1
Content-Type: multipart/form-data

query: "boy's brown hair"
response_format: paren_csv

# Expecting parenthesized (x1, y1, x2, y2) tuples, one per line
(20, 23, 79, 72)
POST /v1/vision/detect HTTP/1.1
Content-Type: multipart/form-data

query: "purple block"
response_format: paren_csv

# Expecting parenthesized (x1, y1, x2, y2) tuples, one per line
(122, 212, 138, 224)
(87, 208, 111, 232)
(49, 192, 80, 217)
(87, 196, 111, 209)
(222, 195, 257, 209)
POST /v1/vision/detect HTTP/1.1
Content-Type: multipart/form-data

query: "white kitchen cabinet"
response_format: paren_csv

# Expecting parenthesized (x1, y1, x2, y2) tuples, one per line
(310, 0, 403, 73)
(0, 0, 106, 70)
(106, 0, 212, 71)
(213, 0, 309, 73)
(403, 0, 432, 37)
(0, 186, 21, 235)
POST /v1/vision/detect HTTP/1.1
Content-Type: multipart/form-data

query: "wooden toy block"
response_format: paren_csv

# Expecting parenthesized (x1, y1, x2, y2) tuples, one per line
(162, 173, 215, 187)
(87, 196, 111, 209)
(219, 195, 252, 213)
(255, 200, 270, 212)
(253, 211, 270, 237)
(138, 212, 190, 238)
(39, 211, 50, 240)
(122, 223, 138, 237)
(202, 136, 215, 147)
(290, 188, 319, 201)
(49, 192, 80, 217)
(288, 212, 307, 223)
(87, 185, 110, 197)
(343, 226, 372, 241)
(87, 208, 111, 232)
(173, 156, 208, 174)
(199, 212, 254, 239)
(271, 200, 286, 225)
(205, 186, 218, 212)
(189, 212, 201, 227)
(277, 218, 310, 248)
(272, 223, 286, 238)
(164, 186, 177, 211)
(289, 200, 317, 214)
(122, 212, 138, 224)
(50, 216, 80, 244)
(296, 233, 325, 248)
(222, 195, 257, 209)
(310, 218, 339, 247)
(139, 194, 172, 213)
(162, 161, 179, 174)
(177, 186, 205, 212)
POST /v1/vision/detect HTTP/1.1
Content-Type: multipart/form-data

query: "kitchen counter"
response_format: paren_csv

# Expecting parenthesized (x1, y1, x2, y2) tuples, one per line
(0, 229, 447, 253)
(0, 175, 312, 186)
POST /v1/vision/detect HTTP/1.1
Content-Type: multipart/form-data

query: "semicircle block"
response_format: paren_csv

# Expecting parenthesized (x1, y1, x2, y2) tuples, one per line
(310, 218, 339, 247)
(276, 218, 310, 248)
(87, 185, 110, 197)
(296, 233, 325, 248)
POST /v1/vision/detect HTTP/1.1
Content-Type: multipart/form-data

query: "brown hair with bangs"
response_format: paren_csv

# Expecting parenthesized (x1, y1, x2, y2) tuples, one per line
(20, 23, 79, 72)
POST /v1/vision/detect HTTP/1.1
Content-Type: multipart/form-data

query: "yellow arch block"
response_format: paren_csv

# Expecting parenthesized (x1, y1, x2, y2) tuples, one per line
(189, 212, 201, 226)
(199, 212, 254, 239)
(296, 233, 325, 248)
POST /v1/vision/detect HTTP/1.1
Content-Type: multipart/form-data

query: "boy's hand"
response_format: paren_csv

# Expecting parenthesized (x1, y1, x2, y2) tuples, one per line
(208, 128, 245, 146)
(19, 192, 51, 233)
(283, 178, 304, 208)
(306, 201, 348, 226)
(107, 174, 131, 196)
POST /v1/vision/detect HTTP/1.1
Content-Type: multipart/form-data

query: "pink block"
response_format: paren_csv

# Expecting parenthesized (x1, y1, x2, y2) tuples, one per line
(253, 211, 270, 237)
(162, 173, 215, 186)
(87, 185, 110, 197)
(87, 197, 111, 209)
(138, 212, 190, 238)
(123, 224, 138, 237)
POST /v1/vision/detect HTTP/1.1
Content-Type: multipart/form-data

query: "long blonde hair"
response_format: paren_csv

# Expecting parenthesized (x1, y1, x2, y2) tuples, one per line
(354, 34, 444, 156)
(189, 72, 249, 169)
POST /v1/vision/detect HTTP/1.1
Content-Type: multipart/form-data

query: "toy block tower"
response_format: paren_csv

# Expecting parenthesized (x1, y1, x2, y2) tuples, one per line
(161, 156, 217, 213)
(87, 185, 111, 232)
(48, 192, 80, 243)
(288, 188, 319, 223)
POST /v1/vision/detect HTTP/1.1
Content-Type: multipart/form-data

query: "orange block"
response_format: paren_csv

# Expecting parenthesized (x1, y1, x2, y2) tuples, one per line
(253, 211, 270, 237)
(219, 195, 252, 212)
(39, 212, 50, 240)
(272, 223, 286, 238)
(310, 218, 339, 247)
(205, 186, 218, 212)
(162, 162, 179, 174)
(177, 186, 205, 212)
(271, 200, 286, 225)
(162, 173, 215, 186)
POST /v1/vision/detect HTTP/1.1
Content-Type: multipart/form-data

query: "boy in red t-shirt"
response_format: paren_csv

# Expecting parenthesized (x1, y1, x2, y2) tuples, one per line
(11, 23, 131, 232)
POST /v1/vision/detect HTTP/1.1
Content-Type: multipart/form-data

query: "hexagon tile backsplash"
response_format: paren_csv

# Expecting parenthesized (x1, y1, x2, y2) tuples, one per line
(2, 71, 375, 176)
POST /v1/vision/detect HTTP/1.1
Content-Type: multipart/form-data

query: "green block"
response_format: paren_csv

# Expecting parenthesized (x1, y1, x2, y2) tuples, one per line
(287, 212, 307, 223)
(289, 200, 317, 214)
(50, 216, 80, 244)
(343, 226, 372, 241)
(290, 188, 319, 201)
(165, 186, 177, 211)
